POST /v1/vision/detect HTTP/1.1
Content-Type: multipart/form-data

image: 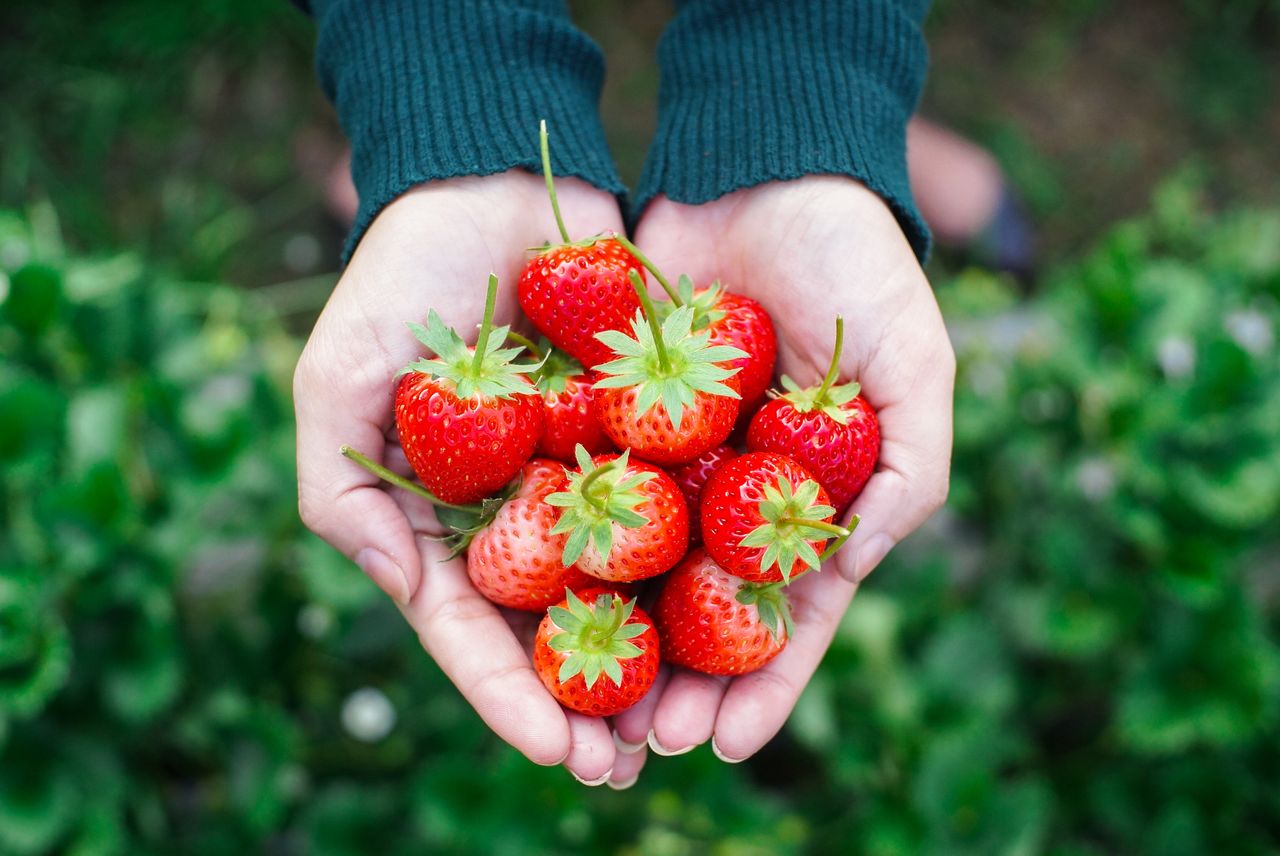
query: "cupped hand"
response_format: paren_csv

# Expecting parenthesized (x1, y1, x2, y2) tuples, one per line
(613, 177, 955, 762)
(294, 171, 642, 785)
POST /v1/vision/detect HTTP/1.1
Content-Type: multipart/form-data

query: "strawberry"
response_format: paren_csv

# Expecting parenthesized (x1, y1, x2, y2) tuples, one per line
(747, 316, 880, 512)
(518, 122, 644, 370)
(698, 286, 777, 415)
(465, 458, 600, 611)
(669, 444, 739, 544)
(395, 274, 543, 505)
(591, 272, 747, 466)
(613, 236, 777, 414)
(701, 451, 853, 584)
(654, 549, 791, 676)
(546, 447, 688, 582)
(507, 333, 614, 463)
(533, 588, 660, 716)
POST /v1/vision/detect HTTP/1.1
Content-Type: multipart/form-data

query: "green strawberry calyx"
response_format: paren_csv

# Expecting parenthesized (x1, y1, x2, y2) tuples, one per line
(775, 315, 863, 425)
(592, 270, 747, 432)
(736, 581, 795, 642)
(548, 590, 648, 689)
(738, 476, 851, 583)
(674, 275, 728, 331)
(400, 273, 540, 400)
(545, 446, 657, 567)
(505, 331, 584, 396)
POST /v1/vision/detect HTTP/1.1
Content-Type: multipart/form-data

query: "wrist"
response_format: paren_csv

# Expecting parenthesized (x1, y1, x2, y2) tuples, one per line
(637, 0, 931, 259)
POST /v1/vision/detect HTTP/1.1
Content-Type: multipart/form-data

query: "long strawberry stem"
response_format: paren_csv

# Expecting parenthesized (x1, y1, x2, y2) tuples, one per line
(471, 273, 499, 375)
(340, 446, 482, 513)
(779, 517, 851, 539)
(505, 330, 542, 361)
(819, 514, 859, 562)
(628, 269, 671, 373)
(814, 315, 844, 403)
(539, 119, 572, 244)
(612, 233, 681, 305)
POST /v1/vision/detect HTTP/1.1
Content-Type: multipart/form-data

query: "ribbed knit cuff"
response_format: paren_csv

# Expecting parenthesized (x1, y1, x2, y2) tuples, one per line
(636, 0, 931, 260)
(313, 0, 625, 261)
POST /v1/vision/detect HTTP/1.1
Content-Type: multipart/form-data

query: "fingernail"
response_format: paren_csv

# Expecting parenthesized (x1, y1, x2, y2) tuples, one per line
(613, 731, 646, 754)
(570, 769, 612, 787)
(710, 736, 745, 764)
(607, 775, 639, 791)
(852, 534, 894, 582)
(355, 548, 410, 606)
(647, 729, 695, 757)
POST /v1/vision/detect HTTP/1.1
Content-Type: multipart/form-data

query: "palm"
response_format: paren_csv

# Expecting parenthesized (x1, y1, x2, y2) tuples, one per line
(613, 178, 955, 760)
(295, 171, 633, 783)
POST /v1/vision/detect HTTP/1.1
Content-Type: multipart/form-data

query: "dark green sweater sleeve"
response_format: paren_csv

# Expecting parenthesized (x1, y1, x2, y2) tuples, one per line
(636, 0, 932, 259)
(311, 0, 625, 260)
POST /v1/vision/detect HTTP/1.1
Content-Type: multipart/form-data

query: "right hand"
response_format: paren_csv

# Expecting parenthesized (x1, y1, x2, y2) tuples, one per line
(294, 171, 645, 787)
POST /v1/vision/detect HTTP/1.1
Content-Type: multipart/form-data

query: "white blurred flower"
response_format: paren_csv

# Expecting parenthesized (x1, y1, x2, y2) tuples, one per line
(1076, 457, 1116, 502)
(297, 604, 333, 639)
(1156, 335, 1195, 379)
(1225, 309, 1273, 356)
(342, 687, 396, 742)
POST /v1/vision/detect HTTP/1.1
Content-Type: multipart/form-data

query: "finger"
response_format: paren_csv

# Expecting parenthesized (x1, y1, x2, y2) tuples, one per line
(649, 670, 731, 756)
(401, 539, 572, 766)
(837, 304, 956, 583)
(712, 570, 858, 761)
(564, 713, 617, 786)
(612, 664, 670, 750)
(607, 744, 648, 791)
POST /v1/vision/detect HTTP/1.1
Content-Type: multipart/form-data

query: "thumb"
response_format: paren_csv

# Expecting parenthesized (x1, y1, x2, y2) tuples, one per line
(294, 361, 426, 605)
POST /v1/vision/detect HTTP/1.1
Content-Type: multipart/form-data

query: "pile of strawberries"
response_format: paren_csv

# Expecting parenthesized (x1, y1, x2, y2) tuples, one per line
(345, 123, 880, 718)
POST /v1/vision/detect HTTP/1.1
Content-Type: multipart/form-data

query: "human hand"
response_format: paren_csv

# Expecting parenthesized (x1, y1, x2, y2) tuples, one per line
(612, 177, 955, 762)
(294, 171, 644, 786)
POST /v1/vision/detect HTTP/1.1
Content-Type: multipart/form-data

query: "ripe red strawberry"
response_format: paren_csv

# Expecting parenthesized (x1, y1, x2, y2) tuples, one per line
(466, 458, 599, 611)
(518, 122, 644, 370)
(747, 316, 880, 512)
(591, 272, 746, 466)
(654, 549, 791, 675)
(507, 334, 613, 463)
(395, 274, 543, 505)
(614, 235, 778, 415)
(533, 589, 660, 716)
(701, 451, 852, 583)
(665, 274, 777, 414)
(546, 447, 689, 582)
(669, 444, 739, 544)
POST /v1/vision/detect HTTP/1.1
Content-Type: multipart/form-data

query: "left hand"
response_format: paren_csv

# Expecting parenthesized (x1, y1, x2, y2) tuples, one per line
(612, 176, 955, 763)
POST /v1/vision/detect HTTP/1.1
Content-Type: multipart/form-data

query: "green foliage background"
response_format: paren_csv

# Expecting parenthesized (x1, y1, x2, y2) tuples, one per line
(2, 1, 1279, 853)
